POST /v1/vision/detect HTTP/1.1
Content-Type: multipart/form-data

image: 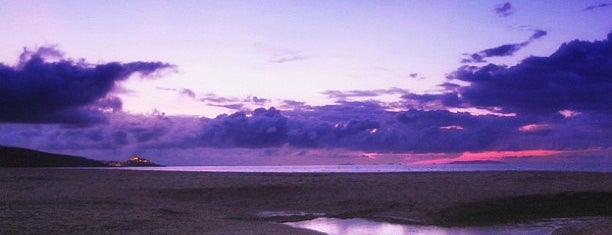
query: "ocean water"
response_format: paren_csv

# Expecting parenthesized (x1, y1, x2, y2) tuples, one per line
(98, 164, 610, 234)
(108, 162, 612, 173)
(284, 217, 608, 235)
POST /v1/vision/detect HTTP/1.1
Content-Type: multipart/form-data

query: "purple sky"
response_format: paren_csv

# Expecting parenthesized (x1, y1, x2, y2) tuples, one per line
(0, 1, 611, 166)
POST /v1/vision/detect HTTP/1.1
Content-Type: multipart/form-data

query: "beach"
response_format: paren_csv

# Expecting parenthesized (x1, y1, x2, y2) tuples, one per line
(1, 168, 611, 234)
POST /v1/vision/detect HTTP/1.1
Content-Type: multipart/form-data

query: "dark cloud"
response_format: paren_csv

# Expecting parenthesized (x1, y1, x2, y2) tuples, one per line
(283, 100, 306, 106)
(451, 31, 612, 115)
(44, 127, 135, 150)
(200, 93, 240, 103)
(199, 93, 271, 111)
(180, 89, 196, 98)
(301, 105, 526, 152)
(0, 47, 173, 124)
(463, 30, 547, 63)
(208, 103, 244, 111)
(323, 88, 410, 101)
(280, 100, 311, 110)
(401, 92, 461, 109)
(2, 98, 609, 162)
(530, 29, 547, 40)
(323, 90, 379, 99)
(495, 2, 514, 17)
(483, 42, 526, 56)
(582, 3, 611, 11)
(182, 102, 531, 152)
(198, 107, 288, 148)
(112, 131, 129, 146)
(251, 96, 268, 104)
(129, 127, 166, 143)
(294, 101, 389, 121)
(156, 87, 196, 99)
(463, 42, 526, 63)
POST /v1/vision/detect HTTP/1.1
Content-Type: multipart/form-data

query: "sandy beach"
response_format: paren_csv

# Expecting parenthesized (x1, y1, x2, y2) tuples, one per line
(1, 168, 611, 234)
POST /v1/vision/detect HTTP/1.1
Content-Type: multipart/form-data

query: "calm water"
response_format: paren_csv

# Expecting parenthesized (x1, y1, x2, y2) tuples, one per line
(284, 217, 607, 235)
(98, 164, 610, 234)
(108, 162, 612, 173)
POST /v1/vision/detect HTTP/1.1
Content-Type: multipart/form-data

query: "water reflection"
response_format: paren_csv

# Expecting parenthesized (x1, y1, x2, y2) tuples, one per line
(285, 217, 602, 235)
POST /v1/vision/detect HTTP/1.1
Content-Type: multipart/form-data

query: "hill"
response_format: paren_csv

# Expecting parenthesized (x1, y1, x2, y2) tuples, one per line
(0, 146, 108, 167)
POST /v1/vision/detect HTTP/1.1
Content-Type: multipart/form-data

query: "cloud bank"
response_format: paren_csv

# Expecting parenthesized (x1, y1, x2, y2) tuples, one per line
(1, 32, 610, 165)
(452, 31, 611, 115)
(0, 47, 173, 124)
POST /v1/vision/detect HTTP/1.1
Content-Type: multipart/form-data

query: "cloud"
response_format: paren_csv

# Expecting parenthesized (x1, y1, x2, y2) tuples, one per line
(173, 102, 530, 152)
(269, 54, 308, 63)
(451, 31, 612, 115)
(0, 47, 174, 124)
(401, 93, 460, 110)
(582, 3, 611, 11)
(530, 29, 547, 40)
(156, 87, 196, 99)
(208, 103, 244, 111)
(495, 2, 514, 17)
(1, 33, 611, 164)
(254, 43, 308, 64)
(323, 88, 410, 101)
(200, 93, 240, 103)
(198, 93, 271, 111)
(280, 100, 311, 110)
(463, 30, 547, 63)
(92, 96, 123, 113)
(251, 96, 268, 104)
(415, 150, 562, 164)
(180, 89, 196, 98)
(1, 99, 609, 164)
(197, 107, 288, 148)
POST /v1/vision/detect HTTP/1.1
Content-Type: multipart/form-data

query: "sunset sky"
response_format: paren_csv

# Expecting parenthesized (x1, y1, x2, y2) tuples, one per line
(0, 1, 610, 166)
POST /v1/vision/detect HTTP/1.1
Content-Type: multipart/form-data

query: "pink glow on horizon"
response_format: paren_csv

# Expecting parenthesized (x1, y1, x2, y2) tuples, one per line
(413, 150, 564, 164)
(363, 152, 382, 159)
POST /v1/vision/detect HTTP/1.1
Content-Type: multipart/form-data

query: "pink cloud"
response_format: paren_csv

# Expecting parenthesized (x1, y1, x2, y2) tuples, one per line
(413, 149, 563, 164)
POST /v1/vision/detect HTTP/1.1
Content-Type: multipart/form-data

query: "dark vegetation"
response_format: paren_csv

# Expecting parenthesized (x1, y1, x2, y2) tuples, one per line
(0, 146, 108, 167)
(433, 191, 612, 226)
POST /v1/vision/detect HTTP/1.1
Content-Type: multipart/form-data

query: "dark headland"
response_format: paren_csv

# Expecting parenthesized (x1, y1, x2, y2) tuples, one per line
(0, 146, 160, 167)
(0, 146, 108, 167)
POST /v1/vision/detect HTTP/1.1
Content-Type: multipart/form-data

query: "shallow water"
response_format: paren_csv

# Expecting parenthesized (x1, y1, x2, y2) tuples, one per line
(100, 162, 612, 173)
(284, 217, 605, 235)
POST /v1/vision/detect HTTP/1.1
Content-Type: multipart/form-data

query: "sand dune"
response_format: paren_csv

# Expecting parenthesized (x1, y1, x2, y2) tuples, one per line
(1, 169, 611, 234)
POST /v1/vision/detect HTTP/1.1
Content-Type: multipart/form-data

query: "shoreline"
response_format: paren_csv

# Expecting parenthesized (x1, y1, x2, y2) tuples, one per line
(61, 164, 612, 173)
(1, 169, 611, 234)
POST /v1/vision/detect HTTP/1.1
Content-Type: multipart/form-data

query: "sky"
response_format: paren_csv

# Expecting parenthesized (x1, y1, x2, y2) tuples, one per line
(0, 0, 611, 166)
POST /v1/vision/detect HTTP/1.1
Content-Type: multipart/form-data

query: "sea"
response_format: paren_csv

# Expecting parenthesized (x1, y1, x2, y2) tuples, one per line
(283, 216, 609, 235)
(92, 163, 610, 234)
(108, 162, 612, 173)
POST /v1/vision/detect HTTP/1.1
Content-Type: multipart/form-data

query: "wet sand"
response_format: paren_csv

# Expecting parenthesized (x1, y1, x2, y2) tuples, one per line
(1, 168, 611, 234)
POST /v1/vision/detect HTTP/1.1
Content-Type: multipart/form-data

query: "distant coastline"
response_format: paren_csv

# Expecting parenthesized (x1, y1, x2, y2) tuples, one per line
(0, 146, 161, 167)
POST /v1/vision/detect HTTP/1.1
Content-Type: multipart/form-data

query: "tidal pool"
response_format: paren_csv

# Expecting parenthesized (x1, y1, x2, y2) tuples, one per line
(284, 217, 606, 235)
